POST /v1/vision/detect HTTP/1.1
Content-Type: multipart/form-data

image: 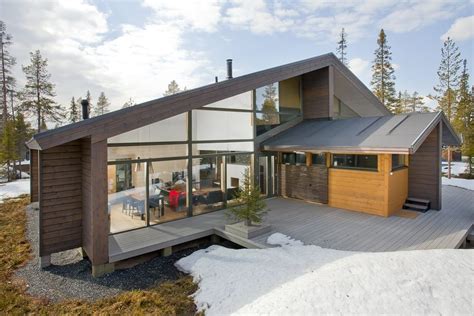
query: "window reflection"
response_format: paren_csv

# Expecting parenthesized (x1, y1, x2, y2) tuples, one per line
(192, 157, 224, 215)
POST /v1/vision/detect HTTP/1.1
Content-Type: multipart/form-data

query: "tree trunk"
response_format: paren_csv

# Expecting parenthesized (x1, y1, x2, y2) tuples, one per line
(1, 35, 8, 129)
(447, 146, 452, 179)
(245, 218, 252, 226)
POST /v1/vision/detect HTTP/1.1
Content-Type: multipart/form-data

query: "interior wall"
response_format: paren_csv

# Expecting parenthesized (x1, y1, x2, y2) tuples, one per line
(408, 124, 441, 209)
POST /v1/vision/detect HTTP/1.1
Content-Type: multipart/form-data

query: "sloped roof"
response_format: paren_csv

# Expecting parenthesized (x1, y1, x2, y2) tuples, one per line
(27, 53, 389, 150)
(261, 112, 460, 154)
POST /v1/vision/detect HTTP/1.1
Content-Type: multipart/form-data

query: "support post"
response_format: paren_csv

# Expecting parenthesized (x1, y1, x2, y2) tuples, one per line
(39, 255, 51, 269)
(162, 246, 172, 257)
(92, 263, 115, 278)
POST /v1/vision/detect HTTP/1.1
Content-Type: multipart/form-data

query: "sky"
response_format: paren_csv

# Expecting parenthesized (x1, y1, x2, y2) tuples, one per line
(1, 0, 473, 117)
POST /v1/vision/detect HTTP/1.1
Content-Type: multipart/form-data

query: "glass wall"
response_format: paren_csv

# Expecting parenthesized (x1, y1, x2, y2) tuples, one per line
(192, 157, 225, 215)
(192, 110, 253, 141)
(226, 154, 252, 207)
(108, 162, 147, 233)
(333, 96, 359, 119)
(148, 160, 188, 225)
(256, 76, 302, 135)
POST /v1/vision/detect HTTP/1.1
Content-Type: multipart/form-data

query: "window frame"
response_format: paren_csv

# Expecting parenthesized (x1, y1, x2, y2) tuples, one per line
(331, 154, 378, 171)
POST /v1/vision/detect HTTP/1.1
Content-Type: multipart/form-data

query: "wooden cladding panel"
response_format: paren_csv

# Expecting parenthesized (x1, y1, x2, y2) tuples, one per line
(302, 67, 330, 119)
(30, 149, 39, 202)
(39, 140, 83, 256)
(409, 124, 441, 210)
(387, 167, 408, 215)
(280, 164, 328, 204)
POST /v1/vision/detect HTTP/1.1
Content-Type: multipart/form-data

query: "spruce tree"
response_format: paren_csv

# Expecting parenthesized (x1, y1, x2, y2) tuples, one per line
(14, 113, 33, 177)
(393, 91, 404, 114)
(410, 91, 428, 112)
(85, 90, 92, 116)
(336, 28, 348, 66)
(163, 80, 182, 96)
(19, 50, 63, 132)
(0, 21, 16, 129)
(454, 60, 473, 175)
(122, 97, 135, 108)
(371, 29, 397, 112)
(94, 92, 110, 116)
(226, 168, 267, 226)
(0, 119, 18, 181)
(68, 97, 80, 123)
(261, 83, 279, 124)
(432, 37, 462, 123)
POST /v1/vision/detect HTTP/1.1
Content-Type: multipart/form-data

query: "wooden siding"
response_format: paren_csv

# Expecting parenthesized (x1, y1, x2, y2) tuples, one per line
(387, 167, 408, 215)
(30, 149, 39, 202)
(302, 67, 330, 119)
(39, 140, 83, 256)
(409, 124, 441, 209)
(280, 164, 328, 204)
(81, 139, 109, 265)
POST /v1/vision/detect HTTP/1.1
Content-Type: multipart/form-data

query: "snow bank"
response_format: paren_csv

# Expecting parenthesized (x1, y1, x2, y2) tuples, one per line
(0, 179, 30, 202)
(267, 232, 304, 246)
(176, 233, 473, 315)
(442, 161, 468, 176)
(442, 178, 474, 191)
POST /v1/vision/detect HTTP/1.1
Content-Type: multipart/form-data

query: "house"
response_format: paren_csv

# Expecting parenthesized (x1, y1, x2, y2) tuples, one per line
(26, 53, 460, 276)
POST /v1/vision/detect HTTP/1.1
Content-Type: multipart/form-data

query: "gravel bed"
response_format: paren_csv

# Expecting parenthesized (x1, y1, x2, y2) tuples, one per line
(14, 203, 211, 302)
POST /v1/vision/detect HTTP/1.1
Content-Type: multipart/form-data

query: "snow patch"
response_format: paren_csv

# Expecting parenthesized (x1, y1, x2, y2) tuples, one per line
(176, 240, 473, 315)
(442, 178, 474, 191)
(266, 232, 304, 247)
(442, 161, 469, 176)
(0, 179, 30, 202)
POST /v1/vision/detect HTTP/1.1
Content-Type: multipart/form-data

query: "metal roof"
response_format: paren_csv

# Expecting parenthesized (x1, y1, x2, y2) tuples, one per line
(27, 53, 390, 150)
(261, 112, 460, 154)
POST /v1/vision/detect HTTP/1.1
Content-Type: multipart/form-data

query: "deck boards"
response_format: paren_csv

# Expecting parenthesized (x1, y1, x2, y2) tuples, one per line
(109, 186, 473, 262)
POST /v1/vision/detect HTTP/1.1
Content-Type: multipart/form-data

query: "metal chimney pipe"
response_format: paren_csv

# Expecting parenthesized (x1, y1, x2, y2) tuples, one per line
(81, 99, 89, 120)
(226, 59, 233, 79)
(215, 76, 218, 83)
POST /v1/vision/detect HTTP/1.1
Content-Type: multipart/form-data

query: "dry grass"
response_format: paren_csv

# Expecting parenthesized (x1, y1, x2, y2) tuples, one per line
(0, 196, 199, 315)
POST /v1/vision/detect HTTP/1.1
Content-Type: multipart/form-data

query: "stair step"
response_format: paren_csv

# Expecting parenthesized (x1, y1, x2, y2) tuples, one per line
(403, 203, 429, 212)
(407, 197, 430, 204)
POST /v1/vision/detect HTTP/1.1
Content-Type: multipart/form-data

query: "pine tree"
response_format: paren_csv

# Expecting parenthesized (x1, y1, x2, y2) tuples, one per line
(14, 112, 33, 177)
(393, 91, 404, 114)
(454, 60, 473, 175)
(371, 29, 397, 112)
(0, 119, 18, 181)
(0, 21, 16, 129)
(68, 97, 80, 123)
(336, 28, 348, 66)
(94, 92, 110, 116)
(432, 37, 462, 123)
(85, 90, 92, 116)
(19, 50, 63, 132)
(260, 83, 279, 125)
(226, 168, 267, 226)
(122, 97, 135, 108)
(163, 80, 182, 96)
(410, 91, 428, 112)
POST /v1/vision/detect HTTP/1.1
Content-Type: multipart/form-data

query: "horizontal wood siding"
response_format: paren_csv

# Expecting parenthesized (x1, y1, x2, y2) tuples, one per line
(81, 139, 92, 260)
(30, 149, 39, 202)
(302, 67, 330, 119)
(280, 164, 328, 204)
(39, 140, 83, 256)
(409, 123, 441, 209)
(329, 155, 387, 216)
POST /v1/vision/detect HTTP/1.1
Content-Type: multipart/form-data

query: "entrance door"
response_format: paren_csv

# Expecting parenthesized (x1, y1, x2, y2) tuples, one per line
(259, 154, 278, 197)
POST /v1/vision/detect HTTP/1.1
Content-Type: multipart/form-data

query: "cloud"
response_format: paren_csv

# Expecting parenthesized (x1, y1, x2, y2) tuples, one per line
(380, 0, 461, 33)
(441, 15, 474, 41)
(348, 58, 370, 78)
(142, 0, 224, 32)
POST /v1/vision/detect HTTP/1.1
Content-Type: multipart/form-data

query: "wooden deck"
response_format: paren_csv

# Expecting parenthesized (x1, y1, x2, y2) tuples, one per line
(109, 185, 473, 262)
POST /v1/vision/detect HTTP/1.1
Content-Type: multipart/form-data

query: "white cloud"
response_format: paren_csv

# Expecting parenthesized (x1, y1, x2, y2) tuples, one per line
(442, 15, 474, 41)
(380, 0, 461, 33)
(142, 0, 224, 32)
(348, 58, 370, 78)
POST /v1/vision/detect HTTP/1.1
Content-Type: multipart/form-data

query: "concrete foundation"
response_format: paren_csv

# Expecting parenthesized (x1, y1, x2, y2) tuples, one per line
(39, 255, 51, 269)
(162, 246, 172, 257)
(92, 263, 115, 277)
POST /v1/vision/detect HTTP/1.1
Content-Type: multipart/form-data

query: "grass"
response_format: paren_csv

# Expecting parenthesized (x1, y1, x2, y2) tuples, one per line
(0, 196, 199, 315)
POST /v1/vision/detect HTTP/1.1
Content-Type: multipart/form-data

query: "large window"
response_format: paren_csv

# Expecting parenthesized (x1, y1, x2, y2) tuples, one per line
(256, 77, 302, 135)
(192, 156, 225, 215)
(333, 96, 359, 119)
(332, 154, 378, 171)
(193, 110, 253, 141)
(108, 144, 187, 161)
(391, 154, 407, 170)
(312, 153, 326, 165)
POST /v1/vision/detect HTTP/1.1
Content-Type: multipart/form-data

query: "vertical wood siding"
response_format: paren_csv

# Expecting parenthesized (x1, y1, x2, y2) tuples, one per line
(39, 140, 83, 256)
(280, 164, 328, 204)
(409, 124, 441, 209)
(302, 67, 330, 119)
(30, 149, 39, 202)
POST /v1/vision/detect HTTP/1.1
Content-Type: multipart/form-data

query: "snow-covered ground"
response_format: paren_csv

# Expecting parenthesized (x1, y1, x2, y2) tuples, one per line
(176, 234, 473, 315)
(442, 161, 469, 176)
(0, 178, 30, 202)
(442, 177, 474, 190)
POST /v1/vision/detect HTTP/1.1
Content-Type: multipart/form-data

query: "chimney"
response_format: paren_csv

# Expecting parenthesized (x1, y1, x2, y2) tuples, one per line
(215, 76, 218, 83)
(226, 59, 233, 79)
(81, 99, 89, 120)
